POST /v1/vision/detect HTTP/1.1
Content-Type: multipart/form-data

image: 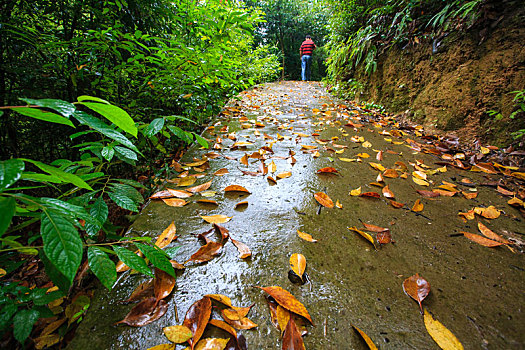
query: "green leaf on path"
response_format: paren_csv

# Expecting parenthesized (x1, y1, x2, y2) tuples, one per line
(79, 102, 137, 137)
(0, 159, 25, 191)
(41, 211, 83, 283)
(112, 245, 153, 277)
(136, 243, 175, 277)
(0, 197, 16, 236)
(12, 107, 75, 127)
(13, 308, 40, 344)
(88, 247, 117, 290)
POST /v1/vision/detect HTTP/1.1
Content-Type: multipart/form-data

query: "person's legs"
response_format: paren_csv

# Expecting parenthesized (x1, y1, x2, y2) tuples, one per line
(301, 55, 308, 81)
(305, 55, 312, 81)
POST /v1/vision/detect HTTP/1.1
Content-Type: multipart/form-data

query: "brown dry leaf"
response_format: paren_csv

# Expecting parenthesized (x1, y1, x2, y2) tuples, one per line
(417, 190, 440, 198)
(178, 177, 197, 187)
(167, 189, 193, 198)
(162, 198, 188, 207)
(234, 201, 248, 209)
(390, 200, 404, 209)
(289, 254, 306, 281)
(115, 297, 168, 327)
(348, 227, 376, 248)
(317, 167, 338, 174)
(222, 313, 258, 330)
(147, 344, 175, 350)
(224, 185, 250, 193)
(297, 230, 318, 243)
(369, 162, 386, 172)
(187, 181, 212, 193)
(382, 185, 395, 199)
(496, 186, 515, 196)
(352, 324, 378, 350)
(314, 192, 334, 208)
(461, 191, 478, 199)
(163, 325, 193, 344)
(359, 192, 380, 198)
(462, 232, 503, 247)
(171, 260, 186, 270)
(201, 215, 232, 224)
(412, 199, 424, 212)
(350, 187, 362, 196)
(149, 190, 176, 200)
(474, 206, 501, 219)
(196, 199, 219, 206)
(377, 230, 393, 245)
(402, 273, 430, 313)
(256, 286, 314, 325)
(155, 222, 177, 249)
(424, 309, 464, 350)
(361, 222, 388, 233)
(230, 237, 252, 259)
(281, 317, 306, 350)
(277, 171, 292, 179)
(154, 268, 176, 302)
(240, 154, 249, 166)
(214, 168, 229, 176)
(478, 222, 510, 243)
(185, 241, 223, 264)
(267, 176, 277, 184)
(383, 169, 399, 178)
(183, 297, 212, 349)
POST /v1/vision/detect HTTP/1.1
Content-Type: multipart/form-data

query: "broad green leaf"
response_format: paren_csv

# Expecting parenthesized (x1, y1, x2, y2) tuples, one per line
(112, 245, 153, 277)
(144, 118, 165, 138)
(31, 288, 64, 306)
(20, 98, 76, 117)
(21, 159, 92, 190)
(114, 146, 138, 161)
(13, 308, 40, 344)
(39, 250, 71, 293)
(88, 247, 117, 290)
(70, 130, 97, 139)
(101, 146, 115, 161)
(39, 197, 100, 229)
(12, 107, 74, 127)
(41, 211, 83, 283)
(77, 95, 110, 104)
(0, 304, 18, 330)
(107, 190, 138, 212)
(109, 183, 143, 205)
(86, 196, 108, 237)
(136, 243, 175, 277)
(79, 102, 137, 137)
(165, 115, 197, 125)
(194, 133, 209, 148)
(0, 159, 25, 191)
(78, 172, 105, 182)
(168, 125, 193, 144)
(114, 178, 147, 189)
(73, 111, 138, 151)
(20, 172, 63, 184)
(0, 197, 16, 236)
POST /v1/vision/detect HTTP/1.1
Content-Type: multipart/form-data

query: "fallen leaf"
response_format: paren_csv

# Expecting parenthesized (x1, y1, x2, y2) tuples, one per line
(317, 167, 338, 174)
(115, 297, 168, 327)
(417, 190, 440, 198)
(496, 186, 514, 196)
(256, 286, 313, 325)
(154, 268, 176, 302)
(234, 201, 248, 209)
(335, 200, 343, 209)
(187, 181, 212, 193)
(461, 191, 478, 199)
(357, 153, 370, 158)
(369, 163, 386, 172)
(477, 222, 510, 244)
(474, 206, 500, 219)
(224, 185, 250, 193)
(277, 171, 292, 179)
(390, 200, 404, 208)
(208, 319, 237, 338)
(281, 317, 305, 350)
(508, 197, 524, 208)
(362, 141, 372, 148)
(201, 215, 232, 224)
(462, 232, 503, 247)
(377, 230, 392, 244)
(222, 314, 258, 330)
(360, 222, 388, 233)
(376, 151, 383, 161)
(297, 230, 318, 242)
(402, 273, 430, 312)
(352, 324, 378, 350)
(183, 297, 212, 349)
(289, 254, 306, 282)
(383, 169, 399, 178)
(382, 185, 395, 199)
(167, 189, 193, 198)
(163, 325, 193, 344)
(359, 192, 380, 198)
(205, 294, 235, 308)
(150, 190, 178, 199)
(178, 177, 197, 187)
(413, 177, 430, 186)
(185, 240, 223, 264)
(162, 198, 188, 207)
(194, 338, 229, 350)
(424, 309, 464, 350)
(196, 199, 219, 206)
(155, 222, 178, 249)
(350, 187, 362, 196)
(314, 192, 334, 208)
(412, 199, 424, 212)
(348, 227, 376, 248)
(214, 168, 229, 176)
(230, 237, 252, 259)
(240, 154, 249, 166)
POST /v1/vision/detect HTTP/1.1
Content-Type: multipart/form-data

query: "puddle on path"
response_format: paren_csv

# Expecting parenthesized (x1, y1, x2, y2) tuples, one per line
(69, 81, 524, 349)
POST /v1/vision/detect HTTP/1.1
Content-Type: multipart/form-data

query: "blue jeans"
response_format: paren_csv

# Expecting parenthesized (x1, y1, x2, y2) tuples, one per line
(301, 55, 312, 81)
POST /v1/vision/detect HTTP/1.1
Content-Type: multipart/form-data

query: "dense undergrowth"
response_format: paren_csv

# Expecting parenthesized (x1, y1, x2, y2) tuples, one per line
(0, 0, 280, 347)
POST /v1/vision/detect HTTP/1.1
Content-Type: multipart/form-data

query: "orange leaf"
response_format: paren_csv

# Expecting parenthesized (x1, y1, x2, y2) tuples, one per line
(277, 171, 292, 179)
(214, 168, 229, 176)
(162, 198, 187, 207)
(361, 222, 388, 233)
(382, 185, 395, 199)
(256, 286, 314, 325)
(240, 154, 249, 166)
(317, 167, 338, 174)
(477, 222, 510, 244)
(402, 273, 430, 312)
(297, 230, 318, 242)
(390, 200, 404, 208)
(155, 221, 177, 249)
(496, 186, 514, 196)
(352, 324, 378, 350)
(224, 185, 250, 193)
(383, 169, 399, 178)
(314, 192, 334, 208)
(183, 297, 212, 348)
(167, 189, 193, 198)
(377, 230, 392, 245)
(185, 241, 223, 264)
(461, 191, 478, 199)
(196, 199, 218, 206)
(282, 318, 306, 350)
(289, 253, 306, 281)
(462, 232, 503, 247)
(474, 206, 501, 219)
(187, 181, 212, 193)
(359, 192, 380, 198)
(230, 237, 251, 259)
(412, 199, 424, 212)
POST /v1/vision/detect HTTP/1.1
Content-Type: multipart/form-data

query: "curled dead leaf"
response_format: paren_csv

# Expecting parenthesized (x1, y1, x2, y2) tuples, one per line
(314, 192, 334, 208)
(402, 273, 430, 313)
(115, 297, 168, 327)
(256, 286, 313, 325)
(224, 185, 251, 193)
(297, 230, 317, 242)
(289, 254, 306, 282)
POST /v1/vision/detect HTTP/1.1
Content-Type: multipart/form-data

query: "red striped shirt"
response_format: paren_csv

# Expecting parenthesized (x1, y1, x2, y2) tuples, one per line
(300, 39, 316, 56)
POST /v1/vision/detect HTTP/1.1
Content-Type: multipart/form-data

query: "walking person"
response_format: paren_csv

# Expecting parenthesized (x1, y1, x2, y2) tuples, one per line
(300, 35, 316, 81)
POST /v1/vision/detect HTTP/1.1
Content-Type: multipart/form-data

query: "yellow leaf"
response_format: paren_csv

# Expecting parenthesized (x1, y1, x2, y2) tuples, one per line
(194, 338, 230, 350)
(357, 153, 370, 158)
(339, 157, 357, 162)
(178, 177, 197, 187)
(231, 141, 254, 147)
(297, 230, 318, 242)
(350, 187, 362, 196)
(362, 141, 372, 148)
(162, 198, 188, 207)
(412, 171, 427, 180)
(269, 160, 277, 173)
(369, 163, 386, 171)
(335, 200, 343, 209)
(277, 171, 292, 179)
(352, 324, 378, 350)
(290, 253, 306, 280)
(348, 226, 376, 248)
(412, 199, 424, 212)
(163, 325, 193, 344)
(480, 146, 490, 154)
(412, 177, 430, 186)
(201, 215, 232, 224)
(424, 309, 464, 350)
(155, 221, 177, 249)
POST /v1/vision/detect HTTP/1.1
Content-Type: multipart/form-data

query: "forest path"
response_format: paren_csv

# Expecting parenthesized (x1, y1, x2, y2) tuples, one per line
(69, 81, 524, 349)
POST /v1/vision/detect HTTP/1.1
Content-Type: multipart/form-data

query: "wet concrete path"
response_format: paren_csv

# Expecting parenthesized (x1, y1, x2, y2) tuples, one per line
(69, 81, 524, 349)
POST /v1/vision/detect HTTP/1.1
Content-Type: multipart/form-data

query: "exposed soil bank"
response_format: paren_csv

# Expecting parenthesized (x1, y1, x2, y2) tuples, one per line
(351, 4, 525, 146)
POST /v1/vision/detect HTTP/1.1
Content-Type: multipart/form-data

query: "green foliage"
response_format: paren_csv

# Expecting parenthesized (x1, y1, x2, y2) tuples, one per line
(488, 89, 525, 140)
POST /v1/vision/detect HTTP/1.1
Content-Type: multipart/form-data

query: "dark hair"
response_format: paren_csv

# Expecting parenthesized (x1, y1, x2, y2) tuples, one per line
(306, 35, 311, 39)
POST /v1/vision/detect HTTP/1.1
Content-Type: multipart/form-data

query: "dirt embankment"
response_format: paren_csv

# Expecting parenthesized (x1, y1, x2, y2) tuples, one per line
(353, 5, 525, 147)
